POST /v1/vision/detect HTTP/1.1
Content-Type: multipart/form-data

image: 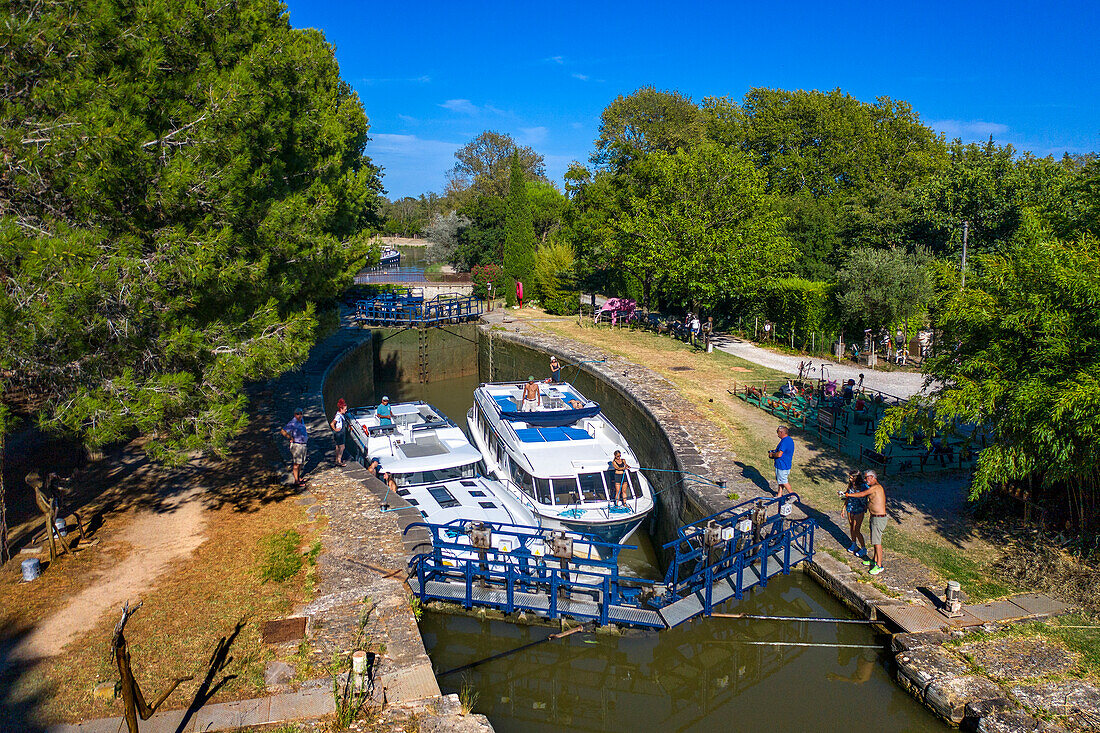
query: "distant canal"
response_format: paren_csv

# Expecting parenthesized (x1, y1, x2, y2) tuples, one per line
(355, 314, 945, 732)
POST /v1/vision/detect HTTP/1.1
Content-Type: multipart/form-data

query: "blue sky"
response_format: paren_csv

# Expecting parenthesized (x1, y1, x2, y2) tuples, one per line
(283, 0, 1100, 200)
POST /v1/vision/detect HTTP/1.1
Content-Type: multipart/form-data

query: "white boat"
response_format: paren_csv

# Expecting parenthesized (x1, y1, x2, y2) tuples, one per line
(347, 400, 483, 487)
(379, 248, 401, 267)
(395, 477, 538, 533)
(468, 381, 655, 546)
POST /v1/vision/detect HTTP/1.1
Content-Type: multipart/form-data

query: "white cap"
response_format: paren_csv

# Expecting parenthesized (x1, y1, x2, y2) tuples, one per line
(381, 396, 390, 402)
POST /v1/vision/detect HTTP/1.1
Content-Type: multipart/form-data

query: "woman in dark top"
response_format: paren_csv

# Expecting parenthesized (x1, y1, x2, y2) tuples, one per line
(611, 450, 629, 506)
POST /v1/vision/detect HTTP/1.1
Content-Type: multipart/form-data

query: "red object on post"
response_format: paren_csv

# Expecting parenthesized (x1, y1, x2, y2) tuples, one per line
(515, 280, 523, 307)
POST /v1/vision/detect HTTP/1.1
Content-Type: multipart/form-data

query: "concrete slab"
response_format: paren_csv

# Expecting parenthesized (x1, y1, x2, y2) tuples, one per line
(267, 686, 335, 722)
(377, 662, 442, 702)
(968, 600, 1031, 623)
(1008, 593, 1070, 617)
(191, 696, 270, 731)
(878, 603, 949, 633)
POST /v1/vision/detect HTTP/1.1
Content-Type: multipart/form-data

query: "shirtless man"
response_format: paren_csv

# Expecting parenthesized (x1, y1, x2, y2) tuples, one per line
(838, 470, 887, 575)
(521, 376, 541, 412)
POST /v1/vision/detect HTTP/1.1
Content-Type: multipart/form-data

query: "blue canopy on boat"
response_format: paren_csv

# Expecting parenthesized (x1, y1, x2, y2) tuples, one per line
(500, 403, 601, 427)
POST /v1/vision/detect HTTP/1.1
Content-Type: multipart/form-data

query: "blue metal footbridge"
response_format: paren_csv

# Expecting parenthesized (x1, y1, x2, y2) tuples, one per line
(406, 494, 815, 629)
(355, 288, 482, 326)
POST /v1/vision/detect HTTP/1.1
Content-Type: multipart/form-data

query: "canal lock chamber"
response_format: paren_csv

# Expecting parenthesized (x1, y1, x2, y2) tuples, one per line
(321, 323, 947, 732)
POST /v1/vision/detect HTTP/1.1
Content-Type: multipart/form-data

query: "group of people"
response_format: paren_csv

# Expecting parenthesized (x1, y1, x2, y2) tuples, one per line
(769, 424, 888, 575)
(279, 394, 397, 488)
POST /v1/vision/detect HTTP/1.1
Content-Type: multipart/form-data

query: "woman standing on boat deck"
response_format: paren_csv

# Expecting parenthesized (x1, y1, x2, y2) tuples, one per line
(549, 356, 562, 383)
(611, 450, 629, 506)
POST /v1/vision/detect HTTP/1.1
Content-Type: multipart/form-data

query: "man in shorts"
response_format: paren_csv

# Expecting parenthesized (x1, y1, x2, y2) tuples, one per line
(280, 407, 309, 485)
(768, 426, 795, 496)
(521, 376, 541, 412)
(839, 470, 887, 574)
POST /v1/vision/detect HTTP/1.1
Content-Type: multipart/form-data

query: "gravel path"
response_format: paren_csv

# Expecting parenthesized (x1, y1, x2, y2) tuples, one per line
(713, 335, 932, 398)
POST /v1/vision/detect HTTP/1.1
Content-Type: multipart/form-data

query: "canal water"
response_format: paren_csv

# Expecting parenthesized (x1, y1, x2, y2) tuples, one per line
(361, 328, 944, 732)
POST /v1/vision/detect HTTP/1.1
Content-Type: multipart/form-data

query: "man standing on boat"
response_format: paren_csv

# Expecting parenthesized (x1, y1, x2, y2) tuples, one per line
(376, 395, 394, 425)
(280, 407, 309, 486)
(521, 376, 541, 411)
(768, 425, 794, 497)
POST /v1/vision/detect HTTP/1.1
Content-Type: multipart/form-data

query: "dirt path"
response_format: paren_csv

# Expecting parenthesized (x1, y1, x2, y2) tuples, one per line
(11, 487, 208, 660)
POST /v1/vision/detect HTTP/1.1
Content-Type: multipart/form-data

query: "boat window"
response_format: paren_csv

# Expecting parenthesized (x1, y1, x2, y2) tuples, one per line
(629, 470, 643, 498)
(400, 464, 477, 486)
(427, 485, 460, 508)
(534, 477, 553, 505)
(478, 501, 496, 509)
(407, 499, 419, 506)
(516, 467, 536, 499)
(468, 490, 486, 497)
(578, 473, 607, 503)
(552, 477, 579, 506)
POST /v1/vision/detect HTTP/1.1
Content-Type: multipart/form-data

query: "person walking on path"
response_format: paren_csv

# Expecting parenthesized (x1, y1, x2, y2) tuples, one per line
(611, 450, 629, 506)
(280, 407, 309, 486)
(838, 470, 887, 575)
(521, 376, 541, 412)
(768, 426, 795, 496)
(841, 471, 869, 558)
(549, 356, 562, 383)
(330, 398, 349, 467)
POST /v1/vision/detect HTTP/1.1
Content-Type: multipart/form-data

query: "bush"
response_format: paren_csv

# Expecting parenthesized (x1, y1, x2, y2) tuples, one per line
(757, 278, 836, 345)
(259, 530, 303, 583)
(532, 240, 579, 315)
(470, 263, 503, 299)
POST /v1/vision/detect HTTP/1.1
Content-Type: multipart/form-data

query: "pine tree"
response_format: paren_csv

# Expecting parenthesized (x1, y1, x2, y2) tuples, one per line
(503, 152, 536, 305)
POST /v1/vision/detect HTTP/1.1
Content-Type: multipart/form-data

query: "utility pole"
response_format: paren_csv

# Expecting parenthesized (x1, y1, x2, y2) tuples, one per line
(960, 221, 969, 289)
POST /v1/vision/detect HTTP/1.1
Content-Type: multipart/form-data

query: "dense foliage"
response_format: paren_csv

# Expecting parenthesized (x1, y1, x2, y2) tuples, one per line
(879, 231, 1100, 531)
(503, 153, 536, 306)
(755, 279, 836, 346)
(0, 0, 383, 458)
(532, 240, 577, 315)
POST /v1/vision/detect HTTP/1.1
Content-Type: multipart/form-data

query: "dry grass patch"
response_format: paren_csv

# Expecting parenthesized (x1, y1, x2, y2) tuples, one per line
(22, 494, 318, 725)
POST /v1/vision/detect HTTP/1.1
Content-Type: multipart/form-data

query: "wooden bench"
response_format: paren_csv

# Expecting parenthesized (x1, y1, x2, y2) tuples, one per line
(860, 446, 891, 472)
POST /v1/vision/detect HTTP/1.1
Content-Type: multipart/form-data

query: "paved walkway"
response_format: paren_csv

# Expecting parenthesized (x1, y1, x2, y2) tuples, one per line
(712, 334, 931, 398)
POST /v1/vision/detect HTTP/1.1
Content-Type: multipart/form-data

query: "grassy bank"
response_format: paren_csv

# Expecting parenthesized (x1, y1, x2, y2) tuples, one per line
(512, 309, 1017, 602)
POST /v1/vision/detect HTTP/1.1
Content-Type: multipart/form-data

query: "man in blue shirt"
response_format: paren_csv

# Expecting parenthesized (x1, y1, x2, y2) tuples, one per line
(376, 396, 393, 425)
(768, 425, 795, 497)
(280, 407, 309, 486)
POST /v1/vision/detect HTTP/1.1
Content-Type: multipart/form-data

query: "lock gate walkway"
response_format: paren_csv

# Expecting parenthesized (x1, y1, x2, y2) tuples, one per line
(406, 494, 815, 630)
(354, 289, 482, 327)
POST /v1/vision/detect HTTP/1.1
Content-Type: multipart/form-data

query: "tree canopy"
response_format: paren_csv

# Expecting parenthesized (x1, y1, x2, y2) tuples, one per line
(0, 0, 382, 459)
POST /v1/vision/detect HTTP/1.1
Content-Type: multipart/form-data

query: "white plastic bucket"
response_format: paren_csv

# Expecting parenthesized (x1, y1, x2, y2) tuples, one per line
(54, 518, 67, 537)
(22, 558, 41, 582)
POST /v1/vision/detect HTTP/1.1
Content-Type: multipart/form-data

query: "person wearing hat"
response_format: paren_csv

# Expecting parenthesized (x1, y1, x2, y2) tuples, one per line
(549, 356, 562, 383)
(521, 376, 541, 412)
(376, 396, 394, 426)
(330, 397, 349, 467)
(280, 407, 309, 485)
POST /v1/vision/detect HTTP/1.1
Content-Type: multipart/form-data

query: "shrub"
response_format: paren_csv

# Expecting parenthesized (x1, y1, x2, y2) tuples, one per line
(532, 239, 578, 315)
(470, 263, 503, 299)
(757, 278, 836, 344)
(259, 530, 303, 583)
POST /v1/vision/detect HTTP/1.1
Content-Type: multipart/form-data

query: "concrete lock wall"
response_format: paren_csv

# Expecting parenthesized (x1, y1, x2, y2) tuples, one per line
(477, 329, 694, 554)
(372, 325, 478, 385)
(321, 331, 375, 417)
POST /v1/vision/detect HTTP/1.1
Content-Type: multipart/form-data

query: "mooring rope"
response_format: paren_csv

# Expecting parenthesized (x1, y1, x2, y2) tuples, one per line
(710, 613, 873, 624)
(436, 624, 591, 678)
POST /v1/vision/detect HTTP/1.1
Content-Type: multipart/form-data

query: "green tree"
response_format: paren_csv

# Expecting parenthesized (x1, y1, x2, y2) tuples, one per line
(532, 239, 578, 315)
(526, 181, 569, 244)
(592, 87, 703, 171)
(503, 153, 536, 305)
(879, 231, 1100, 532)
(0, 0, 382, 552)
(451, 131, 546, 198)
(834, 246, 934, 338)
(620, 143, 792, 310)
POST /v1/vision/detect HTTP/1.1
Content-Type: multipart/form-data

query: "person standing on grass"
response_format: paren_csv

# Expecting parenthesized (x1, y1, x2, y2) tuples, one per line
(842, 471, 869, 558)
(280, 407, 309, 486)
(330, 398, 349, 467)
(838, 470, 887, 575)
(768, 426, 795, 496)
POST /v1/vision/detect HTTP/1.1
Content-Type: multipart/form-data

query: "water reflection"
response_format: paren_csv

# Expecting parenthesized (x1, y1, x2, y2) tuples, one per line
(422, 574, 942, 733)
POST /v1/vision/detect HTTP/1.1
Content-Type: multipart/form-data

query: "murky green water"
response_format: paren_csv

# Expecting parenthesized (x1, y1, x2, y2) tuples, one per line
(373, 344, 944, 732)
(421, 574, 943, 733)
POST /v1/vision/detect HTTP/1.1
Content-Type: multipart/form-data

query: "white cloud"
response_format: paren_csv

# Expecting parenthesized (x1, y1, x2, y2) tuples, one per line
(546, 55, 565, 64)
(359, 75, 431, 86)
(931, 119, 1010, 140)
(571, 121, 585, 130)
(366, 133, 463, 198)
(520, 126, 549, 145)
(571, 73, 589, 81)
(396, 113, 419, 125)
(440, 98, 479, 115)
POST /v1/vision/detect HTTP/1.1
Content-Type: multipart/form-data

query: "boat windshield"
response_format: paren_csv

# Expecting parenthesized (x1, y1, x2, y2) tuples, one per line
(605, 468, 643, 499)
(578, 472, 608, 503)
(394, 462, 478, 487)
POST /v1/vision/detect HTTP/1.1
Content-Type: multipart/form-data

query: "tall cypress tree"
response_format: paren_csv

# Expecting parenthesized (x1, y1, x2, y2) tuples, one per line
(503, 152, 536, 305)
